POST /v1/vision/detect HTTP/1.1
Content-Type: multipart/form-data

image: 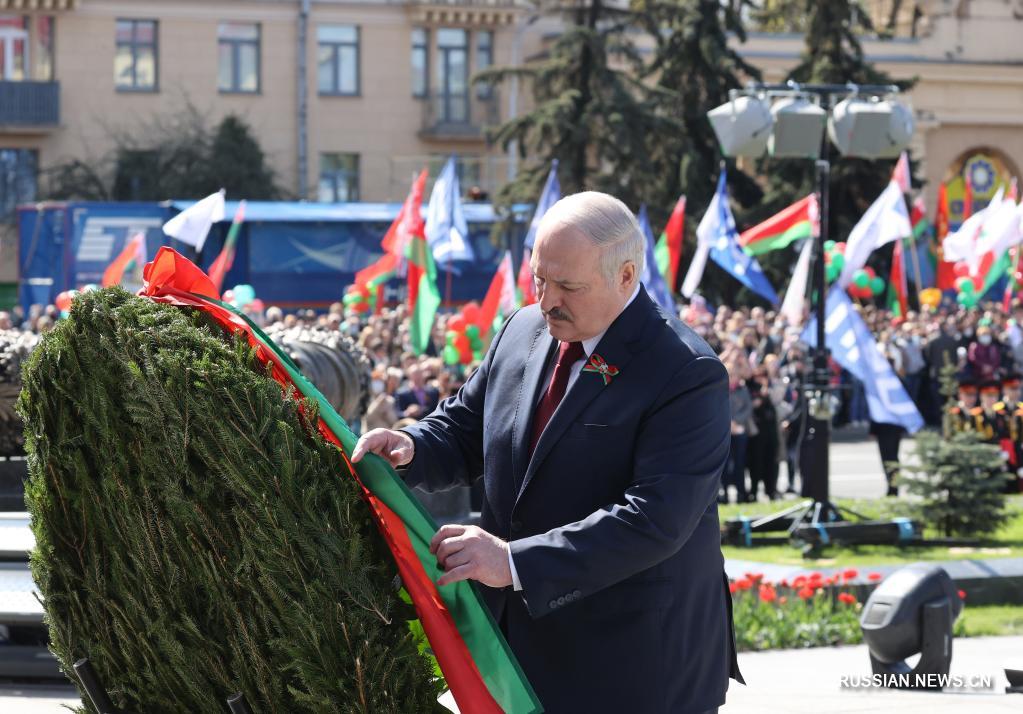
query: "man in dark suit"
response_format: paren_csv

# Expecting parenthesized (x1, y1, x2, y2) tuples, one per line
(353, 191, 743, 713)
(393, 363, 440, 418)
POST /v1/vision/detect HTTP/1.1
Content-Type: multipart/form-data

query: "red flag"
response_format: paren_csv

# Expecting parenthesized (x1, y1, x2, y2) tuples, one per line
(888, 238, 909, 318)
(208, 201, 246, 295)
(935, 183, 956, 290)
(477, 250, 517, 334)
(659, 195, 686, 290)
(101, 232, 146, 287)
(517, 247, 536, 306)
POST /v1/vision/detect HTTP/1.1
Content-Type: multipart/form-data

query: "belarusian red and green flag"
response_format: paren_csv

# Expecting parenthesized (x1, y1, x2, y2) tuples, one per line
(935, 182, 957, 290)
(101, 232, 146, 287)
(739, 194, 818, 256)
(140, 247, 541, 714)
(207, 200, 247, 295)
(654, 195, 685, 290)
(350, 170, 430, 314)
(478, 250, 518, 338)
(403, 172, 441, 355)
(887, 236, 909, 318)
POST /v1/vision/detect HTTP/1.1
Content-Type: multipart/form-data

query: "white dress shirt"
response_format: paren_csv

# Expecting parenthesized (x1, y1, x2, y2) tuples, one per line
(509, 284, 641, 591)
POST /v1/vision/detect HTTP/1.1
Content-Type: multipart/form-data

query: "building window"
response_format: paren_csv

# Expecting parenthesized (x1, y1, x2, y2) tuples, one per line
(218, 22, 260, 93)
(115, 19, 157, 91)
(436, 28, 468, 123)
(475, 30, 493, 100)
(0, 148, 37, 221)
(0, 16, 29, 81)
(411, 28, 428, 98)
(317, 25, 359, 96)
(34, 16, 55, 81)
(318, 153, 359, 202)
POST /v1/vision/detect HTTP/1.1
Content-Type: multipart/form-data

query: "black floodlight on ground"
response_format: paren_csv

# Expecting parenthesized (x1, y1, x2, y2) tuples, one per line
(1007, 668, 1023, 694)
(860, 563, 962, 688)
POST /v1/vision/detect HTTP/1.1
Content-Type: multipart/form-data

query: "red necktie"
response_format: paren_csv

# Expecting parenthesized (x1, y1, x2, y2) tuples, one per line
(529, 340, 585, 456)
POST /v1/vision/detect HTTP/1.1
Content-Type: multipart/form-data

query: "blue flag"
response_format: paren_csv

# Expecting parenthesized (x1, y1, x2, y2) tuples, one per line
(803, 288, 924, 432)
(524, 160, 561, 249)
(701, 171, 779, 305)
(637, 205, 675, 312)
(425, 156, 474, 270)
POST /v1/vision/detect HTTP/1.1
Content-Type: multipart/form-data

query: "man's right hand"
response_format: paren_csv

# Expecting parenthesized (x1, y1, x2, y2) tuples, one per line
(351, 428, 415, 468)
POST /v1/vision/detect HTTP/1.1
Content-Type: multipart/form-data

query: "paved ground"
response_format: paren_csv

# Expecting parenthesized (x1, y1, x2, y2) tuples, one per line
(722, 635, 1023, 713)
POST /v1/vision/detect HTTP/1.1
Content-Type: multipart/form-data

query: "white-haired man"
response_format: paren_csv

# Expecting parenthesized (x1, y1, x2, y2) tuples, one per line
(354, 191, 743, 713)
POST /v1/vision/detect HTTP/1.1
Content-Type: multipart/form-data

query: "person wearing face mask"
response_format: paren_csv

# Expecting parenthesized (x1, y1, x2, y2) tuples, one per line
(968, 325, 1002, 382)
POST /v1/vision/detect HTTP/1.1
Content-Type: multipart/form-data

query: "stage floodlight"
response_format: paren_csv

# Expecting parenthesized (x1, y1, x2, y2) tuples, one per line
(768, 96, 827, 159)
(876, 99, 915, 159)
(860, 563, 962, 688)
(829, 96, 891, 157)
(707, 95, 773, 158)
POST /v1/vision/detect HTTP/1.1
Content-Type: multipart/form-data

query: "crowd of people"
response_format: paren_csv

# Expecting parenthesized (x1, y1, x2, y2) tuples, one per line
(9, 289, 1023, 501)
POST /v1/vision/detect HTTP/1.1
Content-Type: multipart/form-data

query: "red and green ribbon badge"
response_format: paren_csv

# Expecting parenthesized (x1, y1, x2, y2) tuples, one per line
(581, 353, 619, 385)
(140, 247, 542, 714)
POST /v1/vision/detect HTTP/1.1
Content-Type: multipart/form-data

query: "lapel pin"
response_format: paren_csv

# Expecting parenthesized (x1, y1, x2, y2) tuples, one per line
(582, 353, 619, 385)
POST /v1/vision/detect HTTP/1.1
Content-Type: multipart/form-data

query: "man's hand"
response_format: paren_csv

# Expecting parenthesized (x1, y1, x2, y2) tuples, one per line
(430, 524, 512, 588)
(351, 428, 415, 468)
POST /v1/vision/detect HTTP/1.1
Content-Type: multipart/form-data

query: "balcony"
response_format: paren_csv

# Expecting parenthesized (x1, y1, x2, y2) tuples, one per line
(419, 91, 500, 141)
(0, 81, 60, 133)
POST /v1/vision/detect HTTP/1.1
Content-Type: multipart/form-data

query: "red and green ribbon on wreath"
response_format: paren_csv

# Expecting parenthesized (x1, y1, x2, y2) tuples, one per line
(140, 247, 541, 714)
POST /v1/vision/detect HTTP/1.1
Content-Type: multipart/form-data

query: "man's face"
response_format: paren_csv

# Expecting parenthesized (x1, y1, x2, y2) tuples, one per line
(531, 224, 634, 342)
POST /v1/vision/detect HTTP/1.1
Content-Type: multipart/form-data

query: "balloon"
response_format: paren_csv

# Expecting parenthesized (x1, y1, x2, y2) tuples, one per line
(472, 350, 483, 362)
(830, 253, 845, 271)
(232, 284, 256, 307)
(465, 324, 480, 340)
(826, 264, 840, 283)
(469, 335, 483, 351)
(853, 271, 870, 289)
(82, 283, 99, 293)
(459, 345, 473, 364)
(454, 333, 470, 352)
(357, 284, 371, 299)
(449, 315, 467, 333)
(824, 240, 836, 252)
(824, 251, 832, 265)
(956, 277, 975, 294)
(443, 345, 460, 365)
(462, 302, 480, 324)
(55, 291, 73, 312)
(834, 242, 846, 254)
(972, 275, 984, 292)
(919, 288, 941, 308)
(445, 330, 459, 345)
(342, 293, 359, 306)
(863, 266, 876, 279)
(222, 289, 235, 304)
(953, 262, 970, 278)
(247, 298, 265, 313)
(957, 292, 977, 308)
(870, 276, 885, 295)
(352, 301, 369, 314)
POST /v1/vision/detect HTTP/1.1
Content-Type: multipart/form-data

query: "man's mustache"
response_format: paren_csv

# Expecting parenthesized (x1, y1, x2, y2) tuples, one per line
(544, 307, 572, 322)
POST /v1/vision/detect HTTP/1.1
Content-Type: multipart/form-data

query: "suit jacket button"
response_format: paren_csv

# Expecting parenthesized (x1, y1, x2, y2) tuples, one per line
(510, 520, 523, 533)
(556, 596, 566, 606)
(548, 599, 558, 610)
(572, 589, 582, 598)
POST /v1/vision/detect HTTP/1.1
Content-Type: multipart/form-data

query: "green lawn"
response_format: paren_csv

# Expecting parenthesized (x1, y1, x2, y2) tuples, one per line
(720, 495, 1023, 567)
(956, 604, 1023, 637)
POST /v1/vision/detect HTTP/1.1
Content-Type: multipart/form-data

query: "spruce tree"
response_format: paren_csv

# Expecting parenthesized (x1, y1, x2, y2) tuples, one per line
(634, 0, 764, 300)
(898, 365, 1011, 538)
(477, 0, 675, 211)
(17, 288, 441, 713)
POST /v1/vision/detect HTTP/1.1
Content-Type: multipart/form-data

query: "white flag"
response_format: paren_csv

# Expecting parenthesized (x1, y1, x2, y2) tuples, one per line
(837, 180, 912, 288)
(944, 186, 1004, 271)
(162, 189, 225, 253)
(780, 238, 814, 326)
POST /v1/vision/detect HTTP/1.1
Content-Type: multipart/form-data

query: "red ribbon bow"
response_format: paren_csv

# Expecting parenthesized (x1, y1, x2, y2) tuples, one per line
(582, 353, 619, 385)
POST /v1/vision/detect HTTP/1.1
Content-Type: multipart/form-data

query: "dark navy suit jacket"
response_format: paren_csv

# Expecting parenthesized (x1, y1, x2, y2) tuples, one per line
(403, 287, 744, 713)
